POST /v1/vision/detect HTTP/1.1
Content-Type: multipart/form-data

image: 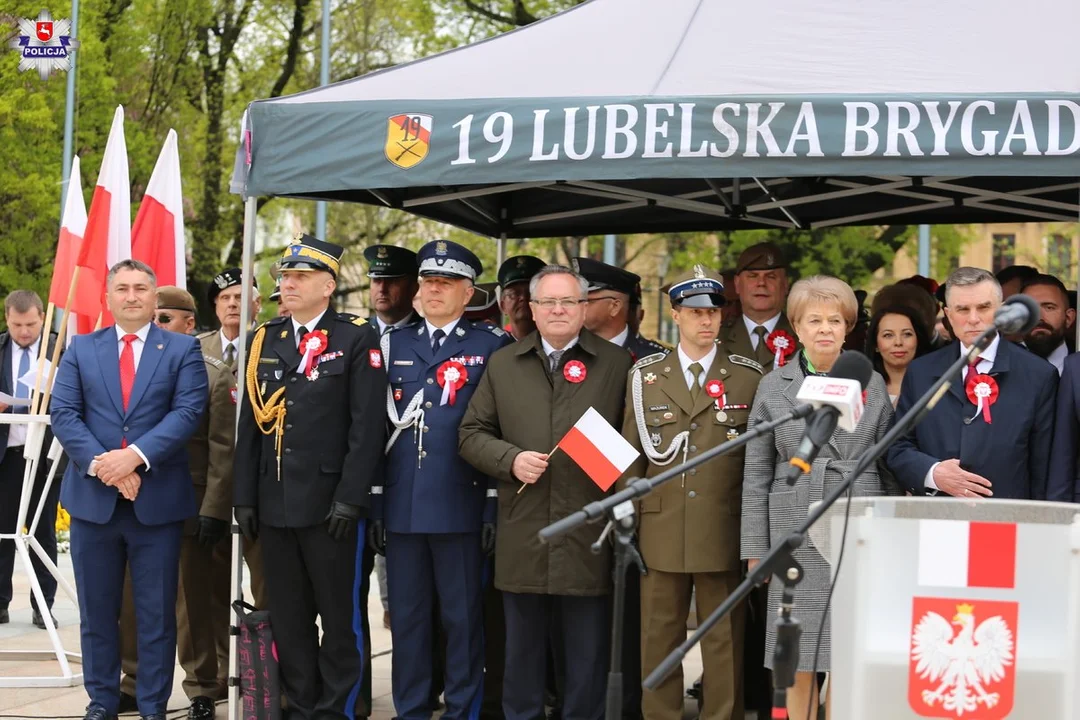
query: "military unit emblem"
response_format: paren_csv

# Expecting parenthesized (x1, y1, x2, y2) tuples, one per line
(385, 113, 433, 169)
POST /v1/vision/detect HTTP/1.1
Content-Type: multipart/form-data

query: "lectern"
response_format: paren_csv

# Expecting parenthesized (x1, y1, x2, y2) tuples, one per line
(812, 496, 1080, 720)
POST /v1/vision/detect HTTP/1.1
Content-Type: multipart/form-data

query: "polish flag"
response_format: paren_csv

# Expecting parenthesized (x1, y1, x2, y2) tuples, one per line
(132, 129, 186, 289)
(51, 155, 88, 342)
(556, 407, 639, 491)
(917, 520, 1017, 589)
(71, 105, 131, 330)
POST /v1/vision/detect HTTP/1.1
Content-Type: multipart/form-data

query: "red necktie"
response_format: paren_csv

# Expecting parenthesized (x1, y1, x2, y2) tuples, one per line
(964, 356, 980, 396)
(120, 334, 137, 411)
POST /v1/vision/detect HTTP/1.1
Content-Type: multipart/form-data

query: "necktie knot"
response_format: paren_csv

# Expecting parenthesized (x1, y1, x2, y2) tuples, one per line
(549, 349, 565, 374)
(296, 326, 309, 349)
(752, 325, 771, 363)
(431, 328, 446, 351)
(753, 326, 768, 339)
(224, 344, 237, 368)
(123, 334, 138, 345)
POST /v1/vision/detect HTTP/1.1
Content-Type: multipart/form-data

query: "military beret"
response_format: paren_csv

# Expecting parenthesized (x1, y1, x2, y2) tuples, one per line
(572, 257, 641, 297)
(735, 242, 787, 275)
(279, 233, 344, 278)
(498, 255, 546, 288)
(157, 286, 197, 313)
(208, 267, 257, 304)
(417, 239, 481, 281)
(364, 244, 418, 278)
(667, 265, 725, 308)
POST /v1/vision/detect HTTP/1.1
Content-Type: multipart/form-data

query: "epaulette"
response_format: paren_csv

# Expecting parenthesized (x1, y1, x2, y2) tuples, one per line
(335, 312, 367, 327)
(729, 353, 764, 374)
(631, 351, 667, 372)
(196, 329, 216, 339)
(262, 315, 289, 328)
(203, 354, 228, 371)
(655, 339, 674, 352)
(487, 325, 506, 337)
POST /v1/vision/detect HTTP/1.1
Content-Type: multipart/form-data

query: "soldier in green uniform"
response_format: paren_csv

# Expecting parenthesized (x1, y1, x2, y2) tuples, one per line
(620, 266, 764, 720)
(721, 242, 798, 370)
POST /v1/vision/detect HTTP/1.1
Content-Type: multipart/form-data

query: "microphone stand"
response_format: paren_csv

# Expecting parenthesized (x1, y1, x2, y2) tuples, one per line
(643, 327, 999, 712)
(538, 402, 817, 720)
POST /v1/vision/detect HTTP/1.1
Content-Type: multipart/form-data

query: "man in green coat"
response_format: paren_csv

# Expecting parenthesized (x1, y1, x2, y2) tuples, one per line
(459, 265, 632, 720)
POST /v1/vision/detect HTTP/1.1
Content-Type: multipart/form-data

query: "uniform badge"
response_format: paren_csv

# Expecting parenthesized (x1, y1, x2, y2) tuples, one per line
(644, 372, 657, 384)
(230, 388, 238, 405)
(260, 381, 267, 395)
(274, 369, 283, 380)
(394, 388, 403, 401)
(563, 360, 587, 384)
(648, 404, 669, 412)
(308, 368, 320, 381)
(663, 412, 674, 420)
(455, 326, 465, 337)
(280, 330, 289, 339)
(393, 359, 414, 366)
(369, 349, 383, 368)
(650, 432, 662, 447)
(385, 113, 433, 169)
(726, 428, 739, 441)
(716, 411, 728, 422)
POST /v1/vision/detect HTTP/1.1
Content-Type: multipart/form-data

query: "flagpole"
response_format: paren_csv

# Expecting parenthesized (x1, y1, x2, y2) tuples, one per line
(37, 268, 82, 416)
(28, 302, 56, 416)
(516, 445, 561, 494)
(314, 0, 329, 239)
(59, 0, 80, 214)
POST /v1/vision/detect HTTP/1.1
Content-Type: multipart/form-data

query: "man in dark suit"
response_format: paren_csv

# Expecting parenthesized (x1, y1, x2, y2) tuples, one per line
(370, 239, 511, 720)
(51, 259, 209, 720)
(0, 290, 60, 629)
(234, 234, 388, 719)
(1050, 352, 1080, 502)
(887, 266, 1058, 500)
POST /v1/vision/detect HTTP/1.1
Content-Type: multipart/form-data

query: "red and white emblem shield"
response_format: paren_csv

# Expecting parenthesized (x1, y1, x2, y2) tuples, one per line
(909, 597, 1017, 719)
(36, 21, 53, 42)
(369, 349, 382, 368)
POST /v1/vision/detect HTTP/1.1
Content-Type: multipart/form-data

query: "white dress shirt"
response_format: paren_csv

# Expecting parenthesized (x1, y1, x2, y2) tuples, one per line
(7, 337, 40, 448)
(609, 325, 630, 348)
(291, 310, 328, 348)
(677, 343, 717, 391)
(1047, 341, 1069, 376)
(426, 317, 461, 345)
(377, 314, 415, 336)
(541, 335, 579, 364)
(924, 334, 1001, 490)
(742, 313, 782, 351)
(89, 324, 153, 475)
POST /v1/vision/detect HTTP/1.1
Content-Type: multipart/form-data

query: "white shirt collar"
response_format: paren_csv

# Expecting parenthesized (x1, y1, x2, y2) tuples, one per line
(677, 343, 717, 378)
(541, 335, 579, 356)
(742, 313, 781, 340)
(291, 309, 328, 343)
(609, 325, 630, 347)
(426, 317, 461, 340)
(1048, 341, 1069, 375)
(219, 328, 239, 355)
(377, 313, 415, 335)
(960, 332, 1001, 367)
(11, 337, 39, 356)
(114, 323, 151, 344)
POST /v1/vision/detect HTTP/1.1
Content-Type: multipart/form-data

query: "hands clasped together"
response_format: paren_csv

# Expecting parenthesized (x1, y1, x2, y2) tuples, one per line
(94, 448, 144, 500)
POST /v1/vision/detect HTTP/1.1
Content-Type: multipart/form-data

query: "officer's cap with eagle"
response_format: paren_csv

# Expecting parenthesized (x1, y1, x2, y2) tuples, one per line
(417, 239, 481, 282)
(667, 265, 725, 308)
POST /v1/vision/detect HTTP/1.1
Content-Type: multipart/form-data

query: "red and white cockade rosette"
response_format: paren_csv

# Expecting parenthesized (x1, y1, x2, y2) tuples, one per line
(298, 330, 328, 379)
(437, 360, 468, 406)
(563, 360, 587, 383)
(966, 373, 999, 424)
(765, 329, 796, 367)
(705, 379, 726, 407)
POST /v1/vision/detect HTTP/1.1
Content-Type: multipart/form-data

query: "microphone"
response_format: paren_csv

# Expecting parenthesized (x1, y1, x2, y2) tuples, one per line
(993, 293, 1040, 335)
(783, 352, 874, 485)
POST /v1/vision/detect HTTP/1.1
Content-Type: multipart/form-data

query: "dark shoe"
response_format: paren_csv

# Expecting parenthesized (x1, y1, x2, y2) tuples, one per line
(83, 706, 118, 720)
(32, 607, 57, 629)
(382, 610, 390, 629)
(187, 696, 215, 720)
(0, 607, 8, 623)
(140, 714, 167, 720)
(117, 692, 138, 714)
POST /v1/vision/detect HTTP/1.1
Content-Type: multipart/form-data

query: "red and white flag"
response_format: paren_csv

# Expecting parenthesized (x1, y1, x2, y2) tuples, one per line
(51, 155, 88, 342)
(71, 105, 131, 331)
(132, 129, 185, 289)
(917, 520, 1017, 589)
(556, 407, 639, 491)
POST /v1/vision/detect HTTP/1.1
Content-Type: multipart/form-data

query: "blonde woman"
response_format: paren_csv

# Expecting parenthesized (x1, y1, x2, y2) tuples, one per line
(740, 275, 898, 720)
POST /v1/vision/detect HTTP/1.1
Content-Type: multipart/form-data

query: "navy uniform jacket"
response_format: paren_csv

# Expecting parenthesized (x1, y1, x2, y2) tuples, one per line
(375, 318, 512, 534)
(1048, 352, 1080, 502)
(623, 332, 667, 364)
(886, 339, 1057, 500)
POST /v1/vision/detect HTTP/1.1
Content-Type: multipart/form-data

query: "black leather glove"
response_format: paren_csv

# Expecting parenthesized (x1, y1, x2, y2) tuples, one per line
(196, 516, 229, 547)
(326, 502, 362, 541)
(368, 519, 386, 556)
(234, 507, 258, 543)
(481, 522, 496, 556)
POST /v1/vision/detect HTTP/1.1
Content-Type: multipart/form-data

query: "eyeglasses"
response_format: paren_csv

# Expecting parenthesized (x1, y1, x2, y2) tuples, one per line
(531, 298, 586, 309)
(585, 296, 621, 304)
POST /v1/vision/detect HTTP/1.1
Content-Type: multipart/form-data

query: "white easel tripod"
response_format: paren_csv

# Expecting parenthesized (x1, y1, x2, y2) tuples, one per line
(0, 414, 83, 688)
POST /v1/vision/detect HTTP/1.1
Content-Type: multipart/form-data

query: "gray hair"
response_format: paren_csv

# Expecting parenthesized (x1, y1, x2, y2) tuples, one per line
(528, 264, 589, 299)
(945, 267, 1001, 306)
(4, 290, 43, 315)
(107, 259, 157, 288)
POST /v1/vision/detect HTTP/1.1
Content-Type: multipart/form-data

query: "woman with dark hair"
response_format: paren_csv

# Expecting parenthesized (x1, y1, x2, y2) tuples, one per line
(865, 305, 931, 406)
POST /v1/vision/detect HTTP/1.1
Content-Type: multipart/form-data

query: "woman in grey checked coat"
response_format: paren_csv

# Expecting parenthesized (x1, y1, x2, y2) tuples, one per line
(741, 275, 899, 720)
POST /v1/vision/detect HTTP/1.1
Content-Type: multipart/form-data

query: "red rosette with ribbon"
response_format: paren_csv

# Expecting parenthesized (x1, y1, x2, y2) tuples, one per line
(437, 360, 468, 406)
(563, 360, 587, 383)
(965, 373, 999, 424)
(299, 330, 329, 377)
(765, 329, 797, 367)
(705, 379, 727, 407)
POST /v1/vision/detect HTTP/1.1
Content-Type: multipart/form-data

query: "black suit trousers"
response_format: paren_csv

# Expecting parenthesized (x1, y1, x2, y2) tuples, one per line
(0, 446, 59, 611)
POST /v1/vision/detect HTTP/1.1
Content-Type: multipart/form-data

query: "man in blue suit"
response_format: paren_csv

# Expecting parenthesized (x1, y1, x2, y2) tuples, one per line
(369, 239, 511, 720)
(887, 266, 1057, 500)
(51, 259, 208, 720)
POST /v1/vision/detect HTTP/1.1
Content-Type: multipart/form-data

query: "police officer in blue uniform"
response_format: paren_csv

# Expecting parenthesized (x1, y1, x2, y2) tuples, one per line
(369, 239, 512, 720)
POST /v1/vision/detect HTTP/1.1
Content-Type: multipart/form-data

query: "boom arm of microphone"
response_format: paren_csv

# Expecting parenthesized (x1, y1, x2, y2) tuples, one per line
(643, 323, 999, 690)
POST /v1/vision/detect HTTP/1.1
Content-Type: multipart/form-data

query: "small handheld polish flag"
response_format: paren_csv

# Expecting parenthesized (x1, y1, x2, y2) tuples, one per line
(556, 407, 640, 491)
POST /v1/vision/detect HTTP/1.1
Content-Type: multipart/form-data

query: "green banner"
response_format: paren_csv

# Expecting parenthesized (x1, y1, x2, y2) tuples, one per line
(242, 95, 1080, 196)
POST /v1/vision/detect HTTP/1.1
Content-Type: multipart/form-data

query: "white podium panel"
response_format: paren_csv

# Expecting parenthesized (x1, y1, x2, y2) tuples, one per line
(811, 497, 1080, 720)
